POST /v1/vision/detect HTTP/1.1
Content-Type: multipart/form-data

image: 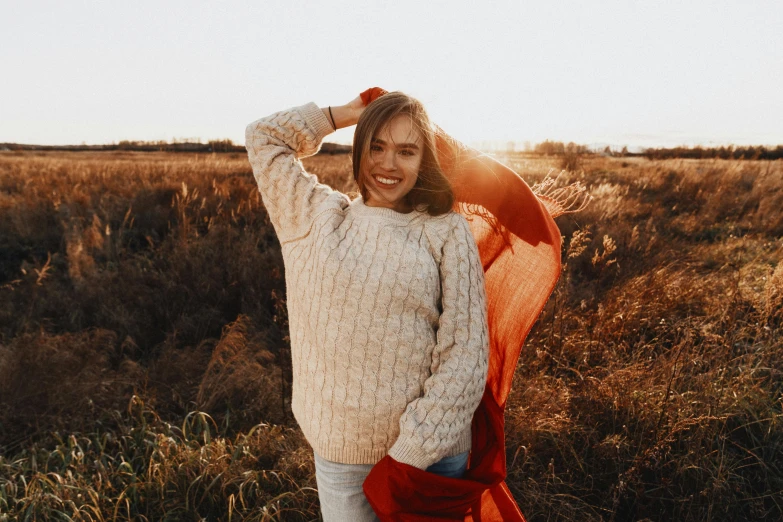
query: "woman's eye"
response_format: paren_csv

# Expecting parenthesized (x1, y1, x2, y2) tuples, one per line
(370, 145, 382, 152)
(400, 150, 414, 156)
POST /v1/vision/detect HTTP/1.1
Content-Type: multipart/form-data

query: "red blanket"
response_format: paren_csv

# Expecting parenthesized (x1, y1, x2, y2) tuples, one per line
(358, 87, 563, 521)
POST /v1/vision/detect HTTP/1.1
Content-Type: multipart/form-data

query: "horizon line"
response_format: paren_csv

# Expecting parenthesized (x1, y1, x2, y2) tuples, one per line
(3, 138, 783, 153)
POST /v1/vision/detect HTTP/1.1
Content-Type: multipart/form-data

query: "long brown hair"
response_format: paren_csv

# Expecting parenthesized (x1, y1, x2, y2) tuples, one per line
(351, 92, 454, 216)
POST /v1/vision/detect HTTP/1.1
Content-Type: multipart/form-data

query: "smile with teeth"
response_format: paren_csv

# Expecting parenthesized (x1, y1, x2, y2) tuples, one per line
(374, 175, 401, 186)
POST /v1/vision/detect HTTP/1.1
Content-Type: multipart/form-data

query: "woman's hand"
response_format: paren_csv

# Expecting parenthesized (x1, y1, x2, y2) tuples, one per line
(321, 87, 387, 130)
(344, 94, 366, 118)
(321, 94, 365, 130)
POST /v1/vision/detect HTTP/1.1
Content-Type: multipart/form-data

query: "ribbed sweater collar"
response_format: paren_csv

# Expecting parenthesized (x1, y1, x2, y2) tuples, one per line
(349, 196, 424, 224)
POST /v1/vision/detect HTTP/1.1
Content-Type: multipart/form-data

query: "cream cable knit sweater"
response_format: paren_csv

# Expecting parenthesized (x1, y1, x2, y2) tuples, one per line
(245, 102, 489, 470)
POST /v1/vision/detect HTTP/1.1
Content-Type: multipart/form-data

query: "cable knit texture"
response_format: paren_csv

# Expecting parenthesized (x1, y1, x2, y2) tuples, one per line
(245, 103, 489, 470)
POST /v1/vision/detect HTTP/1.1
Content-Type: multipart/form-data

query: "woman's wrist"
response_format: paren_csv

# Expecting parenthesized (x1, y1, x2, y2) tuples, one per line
(321, 104, 362, 130)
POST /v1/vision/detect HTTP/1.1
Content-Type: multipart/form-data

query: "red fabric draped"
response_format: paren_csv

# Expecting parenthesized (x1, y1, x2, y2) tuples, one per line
(358, 87, 563, 521)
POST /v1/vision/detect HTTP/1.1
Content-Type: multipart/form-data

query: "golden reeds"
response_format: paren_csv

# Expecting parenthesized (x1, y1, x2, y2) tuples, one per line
(0, 150, 781, 520)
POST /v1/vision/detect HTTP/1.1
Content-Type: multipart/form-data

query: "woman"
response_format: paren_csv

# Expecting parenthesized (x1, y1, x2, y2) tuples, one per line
(245, 90, 490, 521)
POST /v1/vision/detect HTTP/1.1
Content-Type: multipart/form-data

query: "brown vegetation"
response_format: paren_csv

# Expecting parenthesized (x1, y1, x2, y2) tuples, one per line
(0, 150, 780, 520)
(644, 145, 783, 161)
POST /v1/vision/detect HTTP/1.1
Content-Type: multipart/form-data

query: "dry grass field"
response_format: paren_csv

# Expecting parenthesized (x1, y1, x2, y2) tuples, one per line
(0, 150, 781, 521)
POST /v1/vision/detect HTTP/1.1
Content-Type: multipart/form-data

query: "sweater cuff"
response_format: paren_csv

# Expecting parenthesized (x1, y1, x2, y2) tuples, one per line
(299, 102, 335, 143)
(387, 438, 436, 470)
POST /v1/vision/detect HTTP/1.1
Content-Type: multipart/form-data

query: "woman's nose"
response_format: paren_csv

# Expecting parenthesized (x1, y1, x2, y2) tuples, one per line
(380, 151, 397, 170)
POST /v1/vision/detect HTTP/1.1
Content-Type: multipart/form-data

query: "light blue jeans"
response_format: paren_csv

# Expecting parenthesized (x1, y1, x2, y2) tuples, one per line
(313, 451, 469, 522)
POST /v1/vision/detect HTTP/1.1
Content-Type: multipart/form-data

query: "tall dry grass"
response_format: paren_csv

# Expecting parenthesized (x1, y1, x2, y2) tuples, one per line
(0, 150, 781, 520)
(501, 156, 783, 521)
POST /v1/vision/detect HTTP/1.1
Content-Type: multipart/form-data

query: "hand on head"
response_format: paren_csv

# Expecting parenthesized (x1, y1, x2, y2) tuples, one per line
(360, 87, 389, 106)
(347, 87, 389, 122)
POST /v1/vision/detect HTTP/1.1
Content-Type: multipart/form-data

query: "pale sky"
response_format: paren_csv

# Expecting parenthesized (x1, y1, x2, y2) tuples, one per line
(1, 0, 781, 149)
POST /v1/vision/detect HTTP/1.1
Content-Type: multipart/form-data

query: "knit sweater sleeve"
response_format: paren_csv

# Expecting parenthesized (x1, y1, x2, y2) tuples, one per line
(245, 102, 348, 243)
(387, 214, 490, 470)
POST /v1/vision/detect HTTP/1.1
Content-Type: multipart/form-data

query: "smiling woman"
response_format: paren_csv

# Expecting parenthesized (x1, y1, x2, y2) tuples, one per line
(350, 91, 455, 216)
(362, 119, 422, 213)
(245, 88, 489, 521)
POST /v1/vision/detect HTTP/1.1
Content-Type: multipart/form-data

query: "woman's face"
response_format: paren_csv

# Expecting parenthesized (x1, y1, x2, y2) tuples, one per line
(361, 114, 422, 213)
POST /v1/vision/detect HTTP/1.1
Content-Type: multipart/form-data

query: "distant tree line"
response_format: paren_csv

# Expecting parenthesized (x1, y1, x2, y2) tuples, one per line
(533, 140, 591, 155)
(642, 144, 783, 161)
(0, 139, 246, 153)
(527, 141, 783, 161)
(0, 140, 352, 155)
(4, 139, 781, 160)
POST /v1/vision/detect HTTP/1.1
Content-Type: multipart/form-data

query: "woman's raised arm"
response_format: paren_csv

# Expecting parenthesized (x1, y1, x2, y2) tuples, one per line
(245, 101, 355, 244)
(319, 94, 365, 130)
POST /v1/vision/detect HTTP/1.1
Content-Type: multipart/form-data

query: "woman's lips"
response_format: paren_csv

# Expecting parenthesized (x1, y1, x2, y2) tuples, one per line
(372, 174, 401, 189)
